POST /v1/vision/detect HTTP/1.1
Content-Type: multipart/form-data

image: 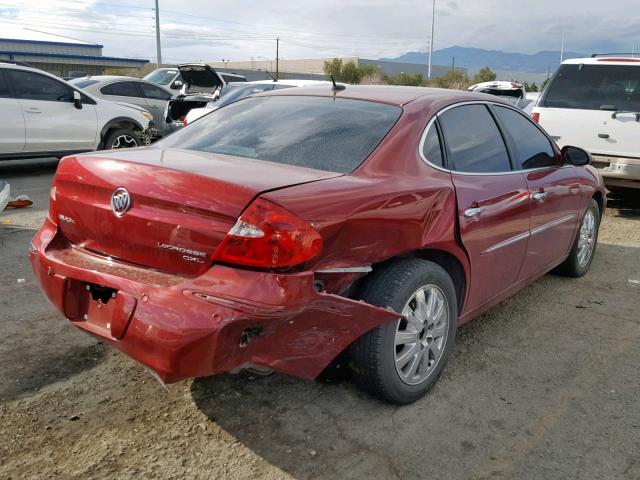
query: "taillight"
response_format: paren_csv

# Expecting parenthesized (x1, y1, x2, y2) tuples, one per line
(531, 112, 540, 123)
(214, 198, 323, 269)
(183, 116, 188, 126)
(47, 185, 58, 225)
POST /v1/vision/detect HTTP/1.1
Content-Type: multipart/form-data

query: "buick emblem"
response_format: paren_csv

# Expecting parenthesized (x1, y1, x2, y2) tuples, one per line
(110, 187, 131, 217)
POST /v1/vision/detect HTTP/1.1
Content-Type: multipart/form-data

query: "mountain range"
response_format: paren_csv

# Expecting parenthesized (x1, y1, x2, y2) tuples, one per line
(384, 46, 587, 74)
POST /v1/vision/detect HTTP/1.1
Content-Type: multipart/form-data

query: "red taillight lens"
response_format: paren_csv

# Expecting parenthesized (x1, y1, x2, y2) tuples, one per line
(183, 116, 188, 126)
(531, 112, 540, 123)
(214, 198, 323, 268)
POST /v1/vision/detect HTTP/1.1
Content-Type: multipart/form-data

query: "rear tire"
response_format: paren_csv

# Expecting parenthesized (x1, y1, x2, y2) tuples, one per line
(104, 127, 140, 150)
(554, 199, 600, 277)
(349, 259, 457, 405)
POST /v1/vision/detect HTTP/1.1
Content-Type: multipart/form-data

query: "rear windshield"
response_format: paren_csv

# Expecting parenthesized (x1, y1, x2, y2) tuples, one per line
(541, 64, 640, 111)
(69, 79, 99, 89)
(158, 96, 402, 173)
(144, 69, 178, 85)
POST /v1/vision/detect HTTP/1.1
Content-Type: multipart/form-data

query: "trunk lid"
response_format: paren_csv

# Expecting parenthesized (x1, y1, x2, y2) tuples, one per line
(53, 147, 341, 276)
(177, 63, 224, 94)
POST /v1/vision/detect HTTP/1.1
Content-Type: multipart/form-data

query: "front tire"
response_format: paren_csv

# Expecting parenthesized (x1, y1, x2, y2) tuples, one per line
(349, 259, 458, 404)
(104, 127, 140, 150)
(554, 198, 600, 277)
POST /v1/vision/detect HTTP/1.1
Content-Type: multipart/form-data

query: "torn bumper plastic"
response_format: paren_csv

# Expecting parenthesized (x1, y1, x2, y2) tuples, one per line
(30, 221, 400, 383)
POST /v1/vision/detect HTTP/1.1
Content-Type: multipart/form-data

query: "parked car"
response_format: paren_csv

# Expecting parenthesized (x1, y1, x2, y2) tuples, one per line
(184, 79, 332, 124)
(69, 76, 177, 139)
(533, 56, 640, 190)
(164, 63, 247, 124)
(31, 86, 605, 405)
(468, 80, 526, 99)
(0, 62, 153, 159)
(145, 65, 246, 92)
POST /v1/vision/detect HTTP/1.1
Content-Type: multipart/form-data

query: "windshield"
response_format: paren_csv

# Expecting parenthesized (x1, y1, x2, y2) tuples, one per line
(541, 64, 640, 111)
(68, 78, 99, 89)
(144, 69, 178, 85)
(158, 96, 402, 173)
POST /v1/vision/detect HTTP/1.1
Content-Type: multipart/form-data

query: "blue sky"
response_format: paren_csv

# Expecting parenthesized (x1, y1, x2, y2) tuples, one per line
(0, 0, 638, 63)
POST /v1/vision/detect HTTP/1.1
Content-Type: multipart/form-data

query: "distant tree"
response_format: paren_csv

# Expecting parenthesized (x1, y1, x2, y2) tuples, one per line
(435, 69, 471, 90)
(384, 72, 424, 86)
(541, 77, 550, 91)
(529, 82, 538, 92)
(323, 58, 381, 84)
(472, 66, 496, 84)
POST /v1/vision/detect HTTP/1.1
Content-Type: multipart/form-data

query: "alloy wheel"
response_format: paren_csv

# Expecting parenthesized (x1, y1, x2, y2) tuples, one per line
(395, 285, 449, 385)
(577, 209, 596, 267)
(111, 134, 138, 149)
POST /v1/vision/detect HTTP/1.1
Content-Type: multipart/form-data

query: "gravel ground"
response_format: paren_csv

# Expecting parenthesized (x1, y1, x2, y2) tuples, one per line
(1, 159, 639, 480)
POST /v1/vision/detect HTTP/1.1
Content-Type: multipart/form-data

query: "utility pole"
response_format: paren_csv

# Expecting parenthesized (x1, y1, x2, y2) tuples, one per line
(560, 31, 565, 63)
(428, 0, 435, 78)
(276, 37, 279, 80)
(154, 0, 162, 66)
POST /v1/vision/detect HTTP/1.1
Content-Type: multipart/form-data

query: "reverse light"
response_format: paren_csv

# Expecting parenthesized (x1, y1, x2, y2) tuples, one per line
(214, 198, 323, 269)
(531, 112, 540, 123)
(47, 185, 58, 225)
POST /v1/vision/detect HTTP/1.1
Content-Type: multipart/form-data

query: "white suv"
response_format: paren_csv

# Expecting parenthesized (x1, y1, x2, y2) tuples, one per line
(533, 56, 640, 190)
(0, 62, 153, 160)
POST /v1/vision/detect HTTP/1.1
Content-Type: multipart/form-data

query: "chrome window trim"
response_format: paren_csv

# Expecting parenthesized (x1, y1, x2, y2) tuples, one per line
(418, 100, 565, 177)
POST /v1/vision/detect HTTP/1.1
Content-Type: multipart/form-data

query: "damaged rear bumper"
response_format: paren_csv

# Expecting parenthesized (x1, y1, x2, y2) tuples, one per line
(30, 221, 400, 383)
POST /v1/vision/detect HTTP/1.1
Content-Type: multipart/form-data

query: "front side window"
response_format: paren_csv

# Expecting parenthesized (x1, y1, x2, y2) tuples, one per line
(159, 96, 402, 173)
(421, 124, 444, 167)
(7, 70, 73, 102)
(494, 106, 558, 169)
(438, 104, 511, 173)
(100, 81, 140, 97)
(542, 64, 640, 111)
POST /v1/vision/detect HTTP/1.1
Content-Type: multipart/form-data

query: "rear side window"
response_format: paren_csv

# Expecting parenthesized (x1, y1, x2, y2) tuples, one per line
(159, 96, 402, 173)
(7, 70, 73, 102)
(493, 106, 558, 169)
(438, 104, 511, 173)
(139, 82, 172, 100)
(421, 124, 444, 167)
(542, 64, 640, 111)
(70, 79, 99, 89)
(100, 81, 140, 97)
(0, 71, 10, 97)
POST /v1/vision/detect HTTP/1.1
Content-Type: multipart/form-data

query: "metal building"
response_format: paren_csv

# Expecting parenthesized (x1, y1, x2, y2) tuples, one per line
(0, 27, 148, 78)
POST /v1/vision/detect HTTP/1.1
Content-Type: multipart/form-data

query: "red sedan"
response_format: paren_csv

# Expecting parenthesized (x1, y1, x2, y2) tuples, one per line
(31, 86, 605, 404)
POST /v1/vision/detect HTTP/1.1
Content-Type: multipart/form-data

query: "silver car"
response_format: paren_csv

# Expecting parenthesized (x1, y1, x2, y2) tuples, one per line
(69, 76, 177, 138)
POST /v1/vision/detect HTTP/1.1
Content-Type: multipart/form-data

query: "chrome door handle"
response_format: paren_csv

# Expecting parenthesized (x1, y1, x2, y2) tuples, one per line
(532, 191, 547, 202)
(464, 207, 485, 218)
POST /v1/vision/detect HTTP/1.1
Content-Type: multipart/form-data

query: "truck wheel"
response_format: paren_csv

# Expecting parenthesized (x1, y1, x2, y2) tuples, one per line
(104, 128, 140, 150)
(554, 198, 601, 277)
(349, 258, 458, 405)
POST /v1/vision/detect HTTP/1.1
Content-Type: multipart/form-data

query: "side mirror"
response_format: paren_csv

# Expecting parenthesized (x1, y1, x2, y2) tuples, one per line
(561, 145, 591, 166)
(73, 91, 83, 109)
(172, 80, 183, 89)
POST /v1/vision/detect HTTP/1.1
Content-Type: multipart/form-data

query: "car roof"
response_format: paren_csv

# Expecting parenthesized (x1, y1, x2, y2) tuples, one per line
(563, 57, 640, 66)
(260, 84, 497, 107)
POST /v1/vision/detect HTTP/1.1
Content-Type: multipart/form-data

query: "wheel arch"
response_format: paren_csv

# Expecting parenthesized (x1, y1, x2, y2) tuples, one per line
(592, 190, 604, 217)
(99, 117, 144, 148)
(369, 248, 468, 316)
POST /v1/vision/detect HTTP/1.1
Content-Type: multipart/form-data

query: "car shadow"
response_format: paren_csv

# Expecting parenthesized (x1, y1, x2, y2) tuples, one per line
(0, 342, 107, 403)
(190, 242, 639, 479)
(606, 189, 640, 219)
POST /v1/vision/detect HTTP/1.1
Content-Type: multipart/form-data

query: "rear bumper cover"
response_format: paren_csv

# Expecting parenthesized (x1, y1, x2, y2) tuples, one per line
(30, 221, 399, 383)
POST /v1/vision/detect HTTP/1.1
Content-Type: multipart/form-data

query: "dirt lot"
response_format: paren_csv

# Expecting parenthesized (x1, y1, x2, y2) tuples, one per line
(1, 159, 639, 480)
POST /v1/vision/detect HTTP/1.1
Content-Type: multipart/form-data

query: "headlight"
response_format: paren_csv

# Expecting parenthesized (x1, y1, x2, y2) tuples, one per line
(141, 111, 153, 122)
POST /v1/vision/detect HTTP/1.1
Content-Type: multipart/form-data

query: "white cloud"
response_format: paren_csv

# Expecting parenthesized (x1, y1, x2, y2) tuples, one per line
(0, 0, 638, 63)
